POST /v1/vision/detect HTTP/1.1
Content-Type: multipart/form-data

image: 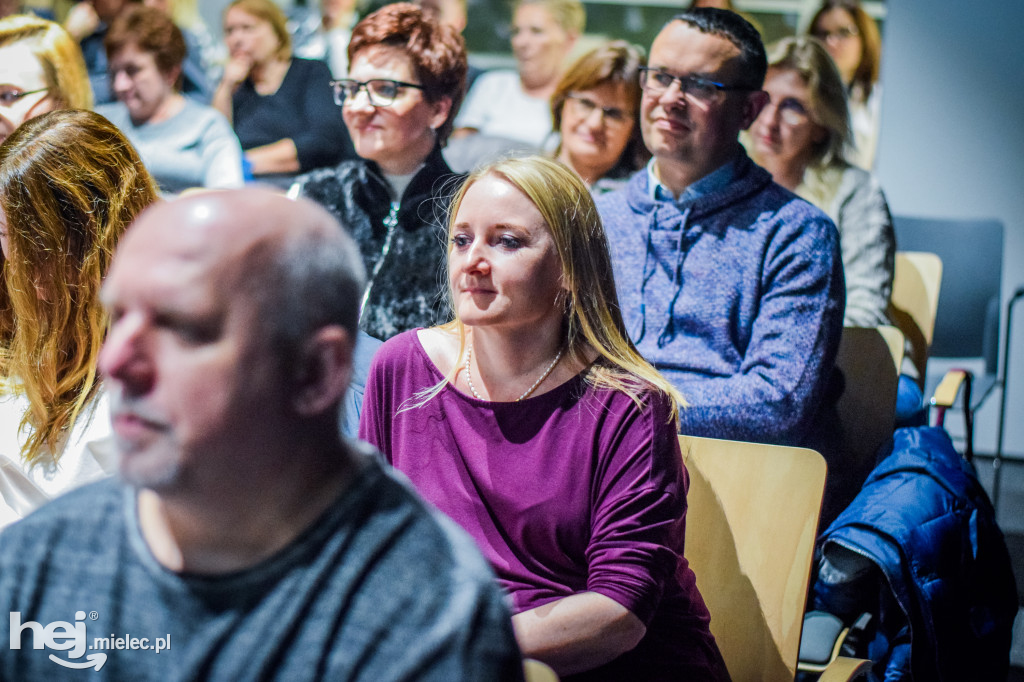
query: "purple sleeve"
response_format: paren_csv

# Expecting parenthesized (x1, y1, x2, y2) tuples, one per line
(585, 394, 687, 626)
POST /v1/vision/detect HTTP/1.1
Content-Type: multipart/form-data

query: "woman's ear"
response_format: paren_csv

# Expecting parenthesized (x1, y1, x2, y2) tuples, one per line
(429, 96, 453, 132)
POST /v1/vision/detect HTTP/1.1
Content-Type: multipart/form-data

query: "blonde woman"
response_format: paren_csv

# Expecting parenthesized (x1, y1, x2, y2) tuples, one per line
(360, 156, 728, 680)
(0, 13, 91, 144)
(749, 36, 894, 328)
(453, 0, 583, 148)
(213, 0, 353, 186)
(0, 109, 159, 526)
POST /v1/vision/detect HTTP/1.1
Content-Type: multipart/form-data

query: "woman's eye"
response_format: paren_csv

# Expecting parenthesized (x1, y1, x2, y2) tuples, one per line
(451, 234, 471, 248)
(499, 235, 522, 249)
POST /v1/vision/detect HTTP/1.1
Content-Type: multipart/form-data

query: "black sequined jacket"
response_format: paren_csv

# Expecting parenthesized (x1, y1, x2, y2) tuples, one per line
(294, 146, 464, 340)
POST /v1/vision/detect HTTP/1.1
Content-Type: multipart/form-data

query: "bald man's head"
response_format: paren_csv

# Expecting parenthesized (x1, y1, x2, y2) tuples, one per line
(115, 189, 366, 348)
(98, 190, 366, 488)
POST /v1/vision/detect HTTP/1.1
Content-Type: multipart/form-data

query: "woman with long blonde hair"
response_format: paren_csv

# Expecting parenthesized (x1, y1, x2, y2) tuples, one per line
(0, 109, 158, 526)
(0, 13, 91, 144)
(360, 156, 727, 680)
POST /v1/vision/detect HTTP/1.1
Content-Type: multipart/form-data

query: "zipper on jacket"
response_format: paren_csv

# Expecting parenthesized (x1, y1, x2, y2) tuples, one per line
(359, 201, 400, 316)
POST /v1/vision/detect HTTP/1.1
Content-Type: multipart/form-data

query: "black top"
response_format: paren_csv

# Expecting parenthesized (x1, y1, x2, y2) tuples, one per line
(232, 57, 355, 179)
(295, 145, 464, 341)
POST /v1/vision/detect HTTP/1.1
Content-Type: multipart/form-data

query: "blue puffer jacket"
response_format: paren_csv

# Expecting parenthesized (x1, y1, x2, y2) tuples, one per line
(814, 427, 1017, 681)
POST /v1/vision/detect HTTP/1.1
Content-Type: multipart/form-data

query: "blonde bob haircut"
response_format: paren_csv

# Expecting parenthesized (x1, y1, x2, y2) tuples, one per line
(0, 14, 93, 111)
(225, 0, 291, 62)
(767, 36, 851, 168)
(0, 109, 159, 466)
(415, 156, 684, 420)
(513, 0, 585, 36)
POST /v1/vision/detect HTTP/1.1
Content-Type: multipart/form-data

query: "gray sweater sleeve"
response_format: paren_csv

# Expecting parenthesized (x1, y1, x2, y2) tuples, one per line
(833, 166, 896, 328)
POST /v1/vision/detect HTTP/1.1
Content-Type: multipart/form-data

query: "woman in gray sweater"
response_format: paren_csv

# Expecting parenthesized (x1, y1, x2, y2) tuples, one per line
(749, 35, 894, 328)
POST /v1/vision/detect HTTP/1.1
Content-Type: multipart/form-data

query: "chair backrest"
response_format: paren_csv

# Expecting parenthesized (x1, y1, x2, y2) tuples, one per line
(889, 252, 942, 384)
(681, 435, 827, 682)
(831, 325, 905, 502)
(523, 658, 559, 682)
(892, 216, 1003, 370)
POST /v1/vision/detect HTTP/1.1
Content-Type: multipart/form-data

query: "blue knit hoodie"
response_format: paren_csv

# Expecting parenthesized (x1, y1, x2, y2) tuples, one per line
(595, 152, 845, 445)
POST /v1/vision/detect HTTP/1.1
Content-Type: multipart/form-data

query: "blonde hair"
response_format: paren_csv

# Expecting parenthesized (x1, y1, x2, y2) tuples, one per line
(225, 0, 291, 61)
(0, 14, 93, 111)
(766, 36, 851, 168)
(513, 0, 585, 36)
(168, 0, 203, 32)
(0, 110, 159, 466)
(414, 156, 683, 420)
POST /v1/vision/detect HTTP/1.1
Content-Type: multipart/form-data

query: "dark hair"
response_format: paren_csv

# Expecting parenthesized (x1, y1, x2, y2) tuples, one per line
(809, 0, 881, 99)
(550, 40, 649, 176)
(669, 7, 766, 90)
(348, 3, 467, 144)
(104, 5, 186, 77)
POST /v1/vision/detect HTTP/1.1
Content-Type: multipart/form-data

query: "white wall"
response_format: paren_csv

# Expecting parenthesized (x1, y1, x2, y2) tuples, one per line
(877, 0, 1024, 457)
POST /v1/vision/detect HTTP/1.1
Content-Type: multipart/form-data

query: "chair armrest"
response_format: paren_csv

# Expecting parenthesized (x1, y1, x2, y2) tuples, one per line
(930, 369, 969, 409)
(818, 656, 872, 681)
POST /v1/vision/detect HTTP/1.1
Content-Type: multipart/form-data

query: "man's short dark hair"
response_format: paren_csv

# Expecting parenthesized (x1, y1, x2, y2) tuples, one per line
(668, 7, 767, 90)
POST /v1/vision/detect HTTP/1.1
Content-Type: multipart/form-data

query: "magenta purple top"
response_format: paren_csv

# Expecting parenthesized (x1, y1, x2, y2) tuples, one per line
(360, 330, 727, 680)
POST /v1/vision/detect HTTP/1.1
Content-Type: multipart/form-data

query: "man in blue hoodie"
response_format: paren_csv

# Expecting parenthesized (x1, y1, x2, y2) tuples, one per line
(596, 7, 844, 446)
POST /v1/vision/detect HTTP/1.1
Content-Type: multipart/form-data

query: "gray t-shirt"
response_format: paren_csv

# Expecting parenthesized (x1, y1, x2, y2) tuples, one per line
(0, 450, 523, 681)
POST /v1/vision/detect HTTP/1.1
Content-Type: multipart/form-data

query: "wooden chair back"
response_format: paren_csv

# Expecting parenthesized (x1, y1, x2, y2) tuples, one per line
(830, 325, 905, 512)
(681, 436, 826, 682)
(888, 251, 942, 386)
(523, 658, 559, 682)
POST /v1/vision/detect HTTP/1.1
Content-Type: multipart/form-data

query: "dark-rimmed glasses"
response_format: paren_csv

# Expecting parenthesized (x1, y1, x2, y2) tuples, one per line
(0, 87, 49, 108)
(331, 79, 425, 107)
(637, 67, 752, 103)
(565, 93, 631, 126)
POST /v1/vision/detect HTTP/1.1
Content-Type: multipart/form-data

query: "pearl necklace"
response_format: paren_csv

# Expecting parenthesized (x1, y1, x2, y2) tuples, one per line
(464, 342, 564, 402)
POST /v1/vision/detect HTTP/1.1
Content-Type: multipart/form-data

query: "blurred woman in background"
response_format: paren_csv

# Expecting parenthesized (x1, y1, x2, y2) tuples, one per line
(0, 109, 158, 526)
(0, 14, 91, 144)
(99, 5, 243, 194)
(808, 0, 882, 169)
(292, 3, 466, 341)
(213, 0, 353, 187)
(550, 40, 647, 192)
(454, 0, 583, 149)
(749, 35, 893, 328)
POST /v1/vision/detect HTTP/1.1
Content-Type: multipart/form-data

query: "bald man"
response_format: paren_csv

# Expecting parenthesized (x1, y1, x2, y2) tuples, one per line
(0, 190, 523, 681)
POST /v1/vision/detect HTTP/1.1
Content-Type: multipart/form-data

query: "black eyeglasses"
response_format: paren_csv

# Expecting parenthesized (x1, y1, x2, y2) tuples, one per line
(565, 93, 631, 126)
(638, 67, 752, 103)
(0, 87, 49, 107)
(331, 79, 425, 107)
